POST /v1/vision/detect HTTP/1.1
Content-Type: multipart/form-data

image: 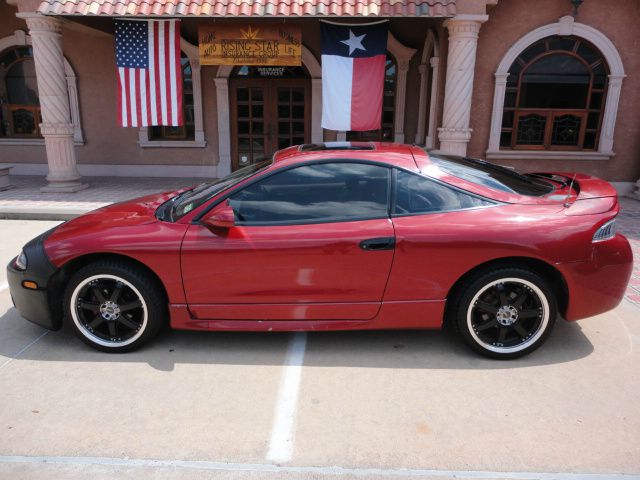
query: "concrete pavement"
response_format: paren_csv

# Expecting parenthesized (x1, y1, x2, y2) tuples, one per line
(0, 220, 639, 479)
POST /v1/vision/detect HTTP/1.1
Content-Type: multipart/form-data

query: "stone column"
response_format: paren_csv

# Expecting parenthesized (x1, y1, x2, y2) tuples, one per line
(311, 78, 323, 143)
(20, 14, 87, 192)
(191, 58, 205, 145)
(438, 15, 488, 156)
(487, 72, 508, 152)
(393, 60, 410, 143)
(415, 63, 429, 145)
(214, 77, 232, 177)
(425, 56, 440, 149)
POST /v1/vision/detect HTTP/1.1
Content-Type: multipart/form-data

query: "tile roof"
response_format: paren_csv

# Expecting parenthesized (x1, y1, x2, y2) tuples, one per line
(38, 0, 456, 17)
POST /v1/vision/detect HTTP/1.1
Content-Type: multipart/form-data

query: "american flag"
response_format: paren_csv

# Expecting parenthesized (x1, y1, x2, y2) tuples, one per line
(115, 19, 183, 127)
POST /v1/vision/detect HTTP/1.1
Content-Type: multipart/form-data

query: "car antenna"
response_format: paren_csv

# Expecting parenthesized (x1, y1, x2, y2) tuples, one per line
(564, 173, 577, 208)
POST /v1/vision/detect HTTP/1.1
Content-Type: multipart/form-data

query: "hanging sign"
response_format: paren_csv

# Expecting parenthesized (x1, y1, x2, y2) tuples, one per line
(198, 24, 302, 66)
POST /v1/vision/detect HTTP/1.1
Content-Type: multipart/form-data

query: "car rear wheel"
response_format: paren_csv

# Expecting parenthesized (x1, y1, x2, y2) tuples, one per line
(451, 267, 557, 359)
(64, 260, 166, 352)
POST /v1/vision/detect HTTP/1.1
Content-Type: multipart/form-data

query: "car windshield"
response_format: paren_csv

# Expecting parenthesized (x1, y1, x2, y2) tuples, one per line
(168, 160, 272, 220)
(428, 153, 555, 196)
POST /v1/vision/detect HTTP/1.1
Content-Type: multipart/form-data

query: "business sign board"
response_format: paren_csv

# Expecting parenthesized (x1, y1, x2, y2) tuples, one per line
(199, 24, 302, 66)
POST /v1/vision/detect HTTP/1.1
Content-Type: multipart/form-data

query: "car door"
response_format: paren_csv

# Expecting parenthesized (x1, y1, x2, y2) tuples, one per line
(181, 161, 395, 321)
(384, 169, 497, 303)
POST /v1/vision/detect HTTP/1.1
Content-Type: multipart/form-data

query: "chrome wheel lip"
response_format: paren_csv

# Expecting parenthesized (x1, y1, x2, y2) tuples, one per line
(70, 274, 148, 348)
(466, 277, 549, 354)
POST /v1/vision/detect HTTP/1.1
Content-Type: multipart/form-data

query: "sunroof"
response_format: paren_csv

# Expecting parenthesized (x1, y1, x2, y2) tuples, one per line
(299, 142, 375, 152)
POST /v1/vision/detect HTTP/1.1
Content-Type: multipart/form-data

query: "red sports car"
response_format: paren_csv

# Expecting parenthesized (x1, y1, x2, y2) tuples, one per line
(7, 143, 633, 358)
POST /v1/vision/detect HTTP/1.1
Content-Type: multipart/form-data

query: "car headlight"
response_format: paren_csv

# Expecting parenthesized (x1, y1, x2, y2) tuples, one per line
(593, 218, 616, 243)
(14, 251, 27, 271)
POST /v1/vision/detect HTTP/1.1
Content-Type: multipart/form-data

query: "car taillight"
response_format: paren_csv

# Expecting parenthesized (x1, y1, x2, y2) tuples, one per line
(592, 218, 616, 243)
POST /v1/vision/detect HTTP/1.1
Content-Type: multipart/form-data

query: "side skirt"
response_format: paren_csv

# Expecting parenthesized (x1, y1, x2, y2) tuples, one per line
(169, 300, 445, 331)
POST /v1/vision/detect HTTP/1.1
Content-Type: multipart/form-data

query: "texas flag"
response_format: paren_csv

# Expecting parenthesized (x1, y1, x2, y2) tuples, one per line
(321, 21, 389, 132)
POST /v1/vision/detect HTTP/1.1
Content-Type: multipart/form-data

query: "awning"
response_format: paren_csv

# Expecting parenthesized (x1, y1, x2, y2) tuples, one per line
(38, 0, 456, 17)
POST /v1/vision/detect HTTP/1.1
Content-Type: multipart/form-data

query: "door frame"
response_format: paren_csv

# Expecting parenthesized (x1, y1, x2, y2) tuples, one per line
(229, 77, 311, 171)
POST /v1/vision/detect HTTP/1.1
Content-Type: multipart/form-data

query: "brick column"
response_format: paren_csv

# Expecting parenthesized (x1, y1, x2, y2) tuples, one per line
(20, 14, 87, 192)
(438, 15, 488, 157)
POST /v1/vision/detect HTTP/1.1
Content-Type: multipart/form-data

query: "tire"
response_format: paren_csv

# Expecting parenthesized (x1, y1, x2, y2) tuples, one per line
(449, 267, 557, 359)
(63, 260, 167, 352)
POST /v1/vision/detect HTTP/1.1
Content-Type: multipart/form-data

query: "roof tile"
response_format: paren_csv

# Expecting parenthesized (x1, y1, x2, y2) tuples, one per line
(38, 0, 456, 16)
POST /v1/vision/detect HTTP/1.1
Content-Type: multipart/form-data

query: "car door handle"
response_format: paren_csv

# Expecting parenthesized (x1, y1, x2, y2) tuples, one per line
(359, 237, 395, 251)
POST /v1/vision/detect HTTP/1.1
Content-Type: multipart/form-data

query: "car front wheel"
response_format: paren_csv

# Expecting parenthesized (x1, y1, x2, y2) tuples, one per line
(451, 267, 557, 359)
(64, 260, 166, 352)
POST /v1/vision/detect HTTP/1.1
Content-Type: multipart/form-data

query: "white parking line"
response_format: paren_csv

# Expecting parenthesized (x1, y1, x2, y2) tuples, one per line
(0, 331, 48, 372)
(0, 455, 638, 479)
(266, 332, 307, 463)
(0, 281, 8, 293)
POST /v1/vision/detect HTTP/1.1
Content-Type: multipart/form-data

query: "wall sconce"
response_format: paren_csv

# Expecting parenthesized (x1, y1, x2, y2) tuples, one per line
(571, 0, 584, 17)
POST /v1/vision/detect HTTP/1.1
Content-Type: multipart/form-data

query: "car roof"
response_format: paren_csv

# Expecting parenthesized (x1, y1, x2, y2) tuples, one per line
(272, 142, 423, 171)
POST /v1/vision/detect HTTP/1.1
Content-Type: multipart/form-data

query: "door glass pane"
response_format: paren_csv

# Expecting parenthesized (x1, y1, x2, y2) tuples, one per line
(394, 170, 492, 214)
(229, 163, 390, 224)
(278, 121, 290, 135)
(238, 104, 249, 118)
(251, 88, 263, 101)
(278, 105, 289, 118)
(278, 89, 290, 102)
(279, 138, 290, 149)
(237, 88, 249, 101)
(292, 121, 305, 135)
(292, 105, 304, 119)
(292, 88, 305, 102)
(252, 104, 264, 118)
(238, 137, 251, 151)
(238, 121, 250, 135)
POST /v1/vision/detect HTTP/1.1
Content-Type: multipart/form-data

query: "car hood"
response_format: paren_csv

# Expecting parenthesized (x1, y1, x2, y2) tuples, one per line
(46, 189, 189, 240)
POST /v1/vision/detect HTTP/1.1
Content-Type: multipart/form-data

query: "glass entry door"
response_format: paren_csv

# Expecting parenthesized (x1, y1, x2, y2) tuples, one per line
(230, 79, 310, 171)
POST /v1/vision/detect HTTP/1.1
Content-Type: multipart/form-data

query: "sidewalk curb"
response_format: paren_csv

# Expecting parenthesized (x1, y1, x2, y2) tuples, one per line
(0, 206, 101, 221)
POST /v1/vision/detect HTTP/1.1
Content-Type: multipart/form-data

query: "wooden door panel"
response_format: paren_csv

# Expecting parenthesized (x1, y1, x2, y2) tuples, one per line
(230, 78, 311, 171)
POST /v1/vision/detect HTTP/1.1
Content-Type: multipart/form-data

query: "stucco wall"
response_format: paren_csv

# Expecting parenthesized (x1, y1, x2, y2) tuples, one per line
(470, 0, 640, 182)
(0, 5, 444, 171)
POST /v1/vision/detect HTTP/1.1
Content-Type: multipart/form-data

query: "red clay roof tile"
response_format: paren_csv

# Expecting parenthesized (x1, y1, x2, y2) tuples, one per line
(38, 0, 456, 16)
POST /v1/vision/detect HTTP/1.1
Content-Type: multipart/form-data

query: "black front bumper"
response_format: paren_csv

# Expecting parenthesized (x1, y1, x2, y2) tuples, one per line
(6, 230, 62, 331)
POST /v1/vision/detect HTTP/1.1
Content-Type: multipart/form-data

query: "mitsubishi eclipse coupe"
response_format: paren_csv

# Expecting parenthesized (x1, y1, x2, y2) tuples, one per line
(7, 143, 633, 359)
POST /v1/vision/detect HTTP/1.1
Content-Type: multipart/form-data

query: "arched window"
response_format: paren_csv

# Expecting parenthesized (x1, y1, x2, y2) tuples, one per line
(0, 46, 41, 138)
(347, 53, 396, 142)
(149, 52, 195, 140)
(500, 36, 608, 151)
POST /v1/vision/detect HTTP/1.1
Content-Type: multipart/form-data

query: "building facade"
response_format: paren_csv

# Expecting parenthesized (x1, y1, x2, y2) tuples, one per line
(0, 0, 638, 193)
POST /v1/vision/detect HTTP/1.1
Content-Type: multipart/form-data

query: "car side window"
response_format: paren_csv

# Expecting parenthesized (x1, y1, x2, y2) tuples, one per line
(394, 170, 493, 215)
(229, 162, 390, 225)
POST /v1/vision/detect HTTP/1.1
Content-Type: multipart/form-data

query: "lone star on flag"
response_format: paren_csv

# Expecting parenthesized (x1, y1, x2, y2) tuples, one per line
(340, 29, 367, 56)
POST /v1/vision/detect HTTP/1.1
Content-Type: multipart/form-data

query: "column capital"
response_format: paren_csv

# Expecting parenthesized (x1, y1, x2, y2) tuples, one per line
(213, 77, 228, 88)
(494, 72, 509, 84)
(418, 64, 428, 75)
(444, 14, 489, 38)
(398, 61, 410, 73)
(429, 57, 440, 68)
(17, 13, 63, 35)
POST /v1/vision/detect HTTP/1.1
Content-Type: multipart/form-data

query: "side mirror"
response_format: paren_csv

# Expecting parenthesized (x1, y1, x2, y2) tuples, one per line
(202, 202, 235, 228)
